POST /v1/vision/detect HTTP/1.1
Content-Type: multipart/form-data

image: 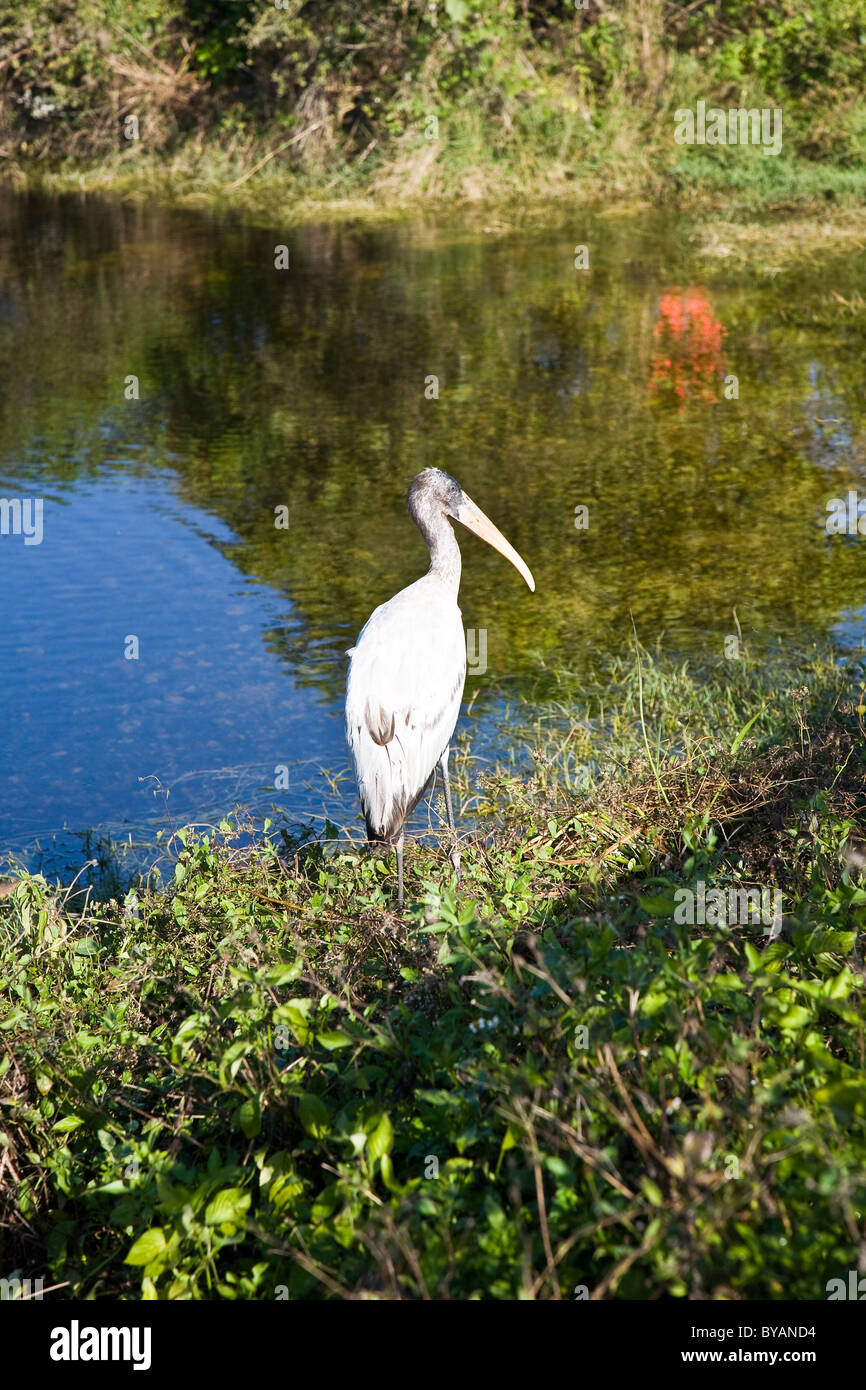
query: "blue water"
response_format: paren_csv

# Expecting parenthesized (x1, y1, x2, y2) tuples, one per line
(5, 192, 866, 881)
(1, 469, 348, 873)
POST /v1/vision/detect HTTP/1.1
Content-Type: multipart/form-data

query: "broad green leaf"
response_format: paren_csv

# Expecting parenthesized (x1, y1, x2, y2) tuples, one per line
(218, 1039, 252, 1087)
(234, 1095, 262, 1138)
(261, 961, 303, 986)
(125, 1228, 167, 1266)
(380, 1153, 403, 1194)
(275, 998, 313, 1045)
(317, 1030, 354, 1050)
(641, 1177, 664, 1207)
(204, 1187, 251, 1226)
(638, 893, 677, 917)
(367, 1112, 393, 1162)
(494, 1123, 521, 1178)
(298, 1093, 331, 1137)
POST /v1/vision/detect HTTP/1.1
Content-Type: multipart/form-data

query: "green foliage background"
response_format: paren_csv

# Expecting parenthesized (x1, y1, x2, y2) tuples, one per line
(3, 651, 866, 1298)
(3, 0, 866, 1306)
(3, 2, 866, 202)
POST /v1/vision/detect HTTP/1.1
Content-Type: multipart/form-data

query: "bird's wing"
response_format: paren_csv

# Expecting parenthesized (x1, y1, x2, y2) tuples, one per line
(345, 578, 466, 843)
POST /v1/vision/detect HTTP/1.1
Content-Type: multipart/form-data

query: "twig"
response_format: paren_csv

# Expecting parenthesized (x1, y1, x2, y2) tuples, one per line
(20, 1280, 69, 1300)
(528, 1130, 559, 1298)
(226, 123, 323, 191)
(630, 613, 671, 808)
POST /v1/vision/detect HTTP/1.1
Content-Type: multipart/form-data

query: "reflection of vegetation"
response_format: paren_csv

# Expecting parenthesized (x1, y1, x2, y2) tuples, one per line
(4, 2, 866, 211)
(4, 193, 866, 706)
(694, 211, 866, 272)
(4, 648, 866, 1298)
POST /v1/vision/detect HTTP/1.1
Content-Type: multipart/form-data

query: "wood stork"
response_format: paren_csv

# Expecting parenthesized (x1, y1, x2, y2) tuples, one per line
(345, 467, 535, 907)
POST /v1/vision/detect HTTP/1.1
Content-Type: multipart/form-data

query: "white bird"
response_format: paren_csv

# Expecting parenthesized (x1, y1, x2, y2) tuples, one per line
(345, 467, 535, 907)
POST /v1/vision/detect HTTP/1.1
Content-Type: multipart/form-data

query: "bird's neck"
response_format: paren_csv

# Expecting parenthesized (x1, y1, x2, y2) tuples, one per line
(422, 515, 462, 596)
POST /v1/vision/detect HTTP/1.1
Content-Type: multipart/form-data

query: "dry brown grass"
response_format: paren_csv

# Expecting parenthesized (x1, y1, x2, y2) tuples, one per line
(693, 209, 866, 273)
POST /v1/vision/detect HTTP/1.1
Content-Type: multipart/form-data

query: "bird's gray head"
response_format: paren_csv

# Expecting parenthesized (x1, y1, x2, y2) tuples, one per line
(407, 467, 536, 593)
(407, 467, 463, 523)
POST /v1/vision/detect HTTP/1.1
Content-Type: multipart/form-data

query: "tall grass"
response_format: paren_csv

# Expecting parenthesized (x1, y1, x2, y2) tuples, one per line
(2, 647, 865, 1299)
(4, 2, 866, 214)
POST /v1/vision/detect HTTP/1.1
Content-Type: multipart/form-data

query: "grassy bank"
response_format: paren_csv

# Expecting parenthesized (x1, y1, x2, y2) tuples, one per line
(3, 645, 866, 1299)
(4, 2, 866, 223)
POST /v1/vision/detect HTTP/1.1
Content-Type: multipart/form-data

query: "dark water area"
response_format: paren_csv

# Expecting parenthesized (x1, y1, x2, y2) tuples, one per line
(2, 191, 866, 876)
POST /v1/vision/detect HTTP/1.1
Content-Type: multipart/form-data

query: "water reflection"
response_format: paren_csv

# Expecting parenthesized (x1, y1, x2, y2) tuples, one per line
(2, 192, 866, 871)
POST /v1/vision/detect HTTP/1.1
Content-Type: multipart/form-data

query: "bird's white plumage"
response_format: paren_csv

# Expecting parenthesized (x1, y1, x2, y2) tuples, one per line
(346, 573, 466, 843)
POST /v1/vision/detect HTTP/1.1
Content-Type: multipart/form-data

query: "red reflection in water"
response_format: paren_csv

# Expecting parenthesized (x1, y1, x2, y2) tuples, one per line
(650, 289, 726, 405)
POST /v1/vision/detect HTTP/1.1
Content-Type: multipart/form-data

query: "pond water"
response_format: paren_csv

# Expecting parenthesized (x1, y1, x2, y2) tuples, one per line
(2, 191, 866, 877)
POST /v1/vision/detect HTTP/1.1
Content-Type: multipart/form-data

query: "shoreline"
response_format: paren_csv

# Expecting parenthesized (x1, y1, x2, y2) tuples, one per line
(4, 158, 866, 283)
(5, 151, 866, 235)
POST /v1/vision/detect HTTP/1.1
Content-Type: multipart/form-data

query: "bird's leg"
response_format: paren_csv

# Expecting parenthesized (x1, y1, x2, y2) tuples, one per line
(395, 832, 404, 910)
(440, 747, 461, 881)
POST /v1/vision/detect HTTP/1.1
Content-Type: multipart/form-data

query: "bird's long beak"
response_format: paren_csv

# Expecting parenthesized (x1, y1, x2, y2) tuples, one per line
(455, 494, 535, 592)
